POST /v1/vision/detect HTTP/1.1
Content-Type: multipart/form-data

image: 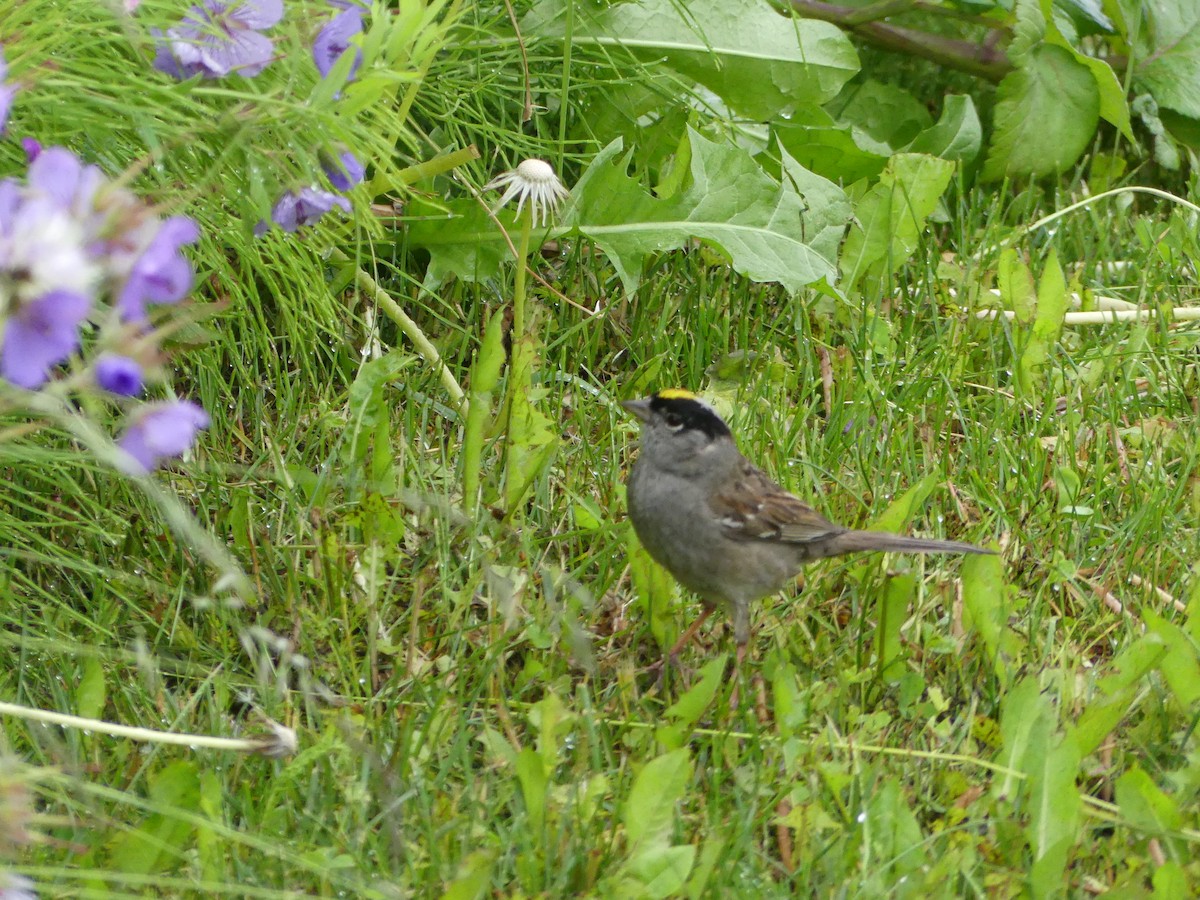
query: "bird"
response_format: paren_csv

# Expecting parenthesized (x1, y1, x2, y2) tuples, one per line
(621, 389, 993, 676)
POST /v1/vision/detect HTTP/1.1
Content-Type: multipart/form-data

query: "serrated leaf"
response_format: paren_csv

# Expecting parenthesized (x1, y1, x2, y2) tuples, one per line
(404, 197, 513, 286)
(503, 335, 559, 511)
(624, 748, 692, 848)
(828, 80, 932, 152)
(525, 0, 859, 119)
(570, 131, 846, 294)
(841, 153, 955, 292)
(1136, 20, 1200, 118)
(982, 44, 1099, 180)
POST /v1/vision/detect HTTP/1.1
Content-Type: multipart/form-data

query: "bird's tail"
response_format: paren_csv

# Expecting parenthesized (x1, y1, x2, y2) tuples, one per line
(827, 530, 993, 557)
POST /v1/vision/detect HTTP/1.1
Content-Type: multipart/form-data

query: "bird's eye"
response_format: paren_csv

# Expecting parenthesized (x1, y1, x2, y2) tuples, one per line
(664, 412, 685, 430)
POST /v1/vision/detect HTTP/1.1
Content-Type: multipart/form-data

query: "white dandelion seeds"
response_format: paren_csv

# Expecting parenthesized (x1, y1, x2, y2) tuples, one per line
(483, 158, 568, 227)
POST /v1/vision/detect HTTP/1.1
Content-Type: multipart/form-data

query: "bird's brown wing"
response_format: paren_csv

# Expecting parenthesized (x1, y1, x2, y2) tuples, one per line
(710, 458, 846, 544)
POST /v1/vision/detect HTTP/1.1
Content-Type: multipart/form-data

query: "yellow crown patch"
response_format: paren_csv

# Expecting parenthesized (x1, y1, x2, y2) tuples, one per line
(656, 388, 697, 400)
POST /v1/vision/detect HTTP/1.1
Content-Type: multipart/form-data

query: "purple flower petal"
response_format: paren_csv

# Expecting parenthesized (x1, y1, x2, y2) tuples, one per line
(117, 215, 200, 321)
(118, 400, 209, 474)
(95, 355, 144, 396)
(313, 8, 363, 79)
(26, 148, 103, 211)
(1, 289, 91, 389)
(154, 0, 281, 80)
(21, 138, 42, 162)
(229, 0, 283, 30)
(262, 187, 350, 233)
(321, 149, 364, 191)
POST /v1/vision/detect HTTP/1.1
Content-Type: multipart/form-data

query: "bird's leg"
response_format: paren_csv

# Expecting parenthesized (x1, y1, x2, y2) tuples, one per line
(643, 606, 715, 676)
(729, 640, 749, 709)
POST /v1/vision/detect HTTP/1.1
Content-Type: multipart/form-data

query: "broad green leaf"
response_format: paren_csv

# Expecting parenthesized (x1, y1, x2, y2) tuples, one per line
(827, 80, 932, 153)
(1152, 861, 1187, 898)
(841, 153, 955, 292)
(624, 748, 692, 848)
(994, 677, 1050, 800)
(1070, 633, 1168, 755)
(441, 849, 497, 900)
(864, 779, 928, 883)
(904, 95, 983, 162)
(626, 844, 697, 899)
(982, 44, 1099, 180)
(1016, 248, 1068, 396)
(998, 249, 1037, 325)
(1142, 610, 1200, 707)
(628, 525, 679, 651)
(1116, 767, 1184, 859)
(659, 655, 727, 742)
(76, 657, 106, 721)
(685, 834, 727, 900)
(1028, 737, 1082, 899)
(867, 474, 938, 533)
(1039, 0, 1131, 138)
(515, 748, 549, 833)
(770, 107, 889, 185)
(875, 573, 915, 682)
(570, 131, 846, 294)
(107, 761, 201, 875)
(1136, 20, 1200, 118)
(960, 552, 1015, 686)
(525, 0, 859, 119)
(404, 197, 513, 286)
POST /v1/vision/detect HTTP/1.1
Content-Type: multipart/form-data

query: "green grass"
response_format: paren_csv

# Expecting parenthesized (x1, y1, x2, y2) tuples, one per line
(7, 194, 1200, 893)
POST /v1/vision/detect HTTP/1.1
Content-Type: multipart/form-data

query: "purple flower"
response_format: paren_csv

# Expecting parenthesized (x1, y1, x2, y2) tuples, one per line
(154, 0, 284, 80)
(95, 355, 144, 396)
(21, 138, 41, 162)
(321, 148, 364, 191)
(313, 7, 363, 80)
(26, 146, 104, 217)
(0, 46, 14, 134)
(254, 187, 350, 234)
(117, 401, 209, 474)
(117, 216, 201, 321)
(1, 290, 91, 389)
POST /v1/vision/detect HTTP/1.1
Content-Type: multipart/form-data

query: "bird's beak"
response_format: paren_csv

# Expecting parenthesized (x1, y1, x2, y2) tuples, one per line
(620, 398, 653, 423)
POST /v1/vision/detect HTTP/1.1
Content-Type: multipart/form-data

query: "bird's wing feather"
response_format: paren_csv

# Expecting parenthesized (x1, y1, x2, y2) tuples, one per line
(710, 460, 846, 544)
